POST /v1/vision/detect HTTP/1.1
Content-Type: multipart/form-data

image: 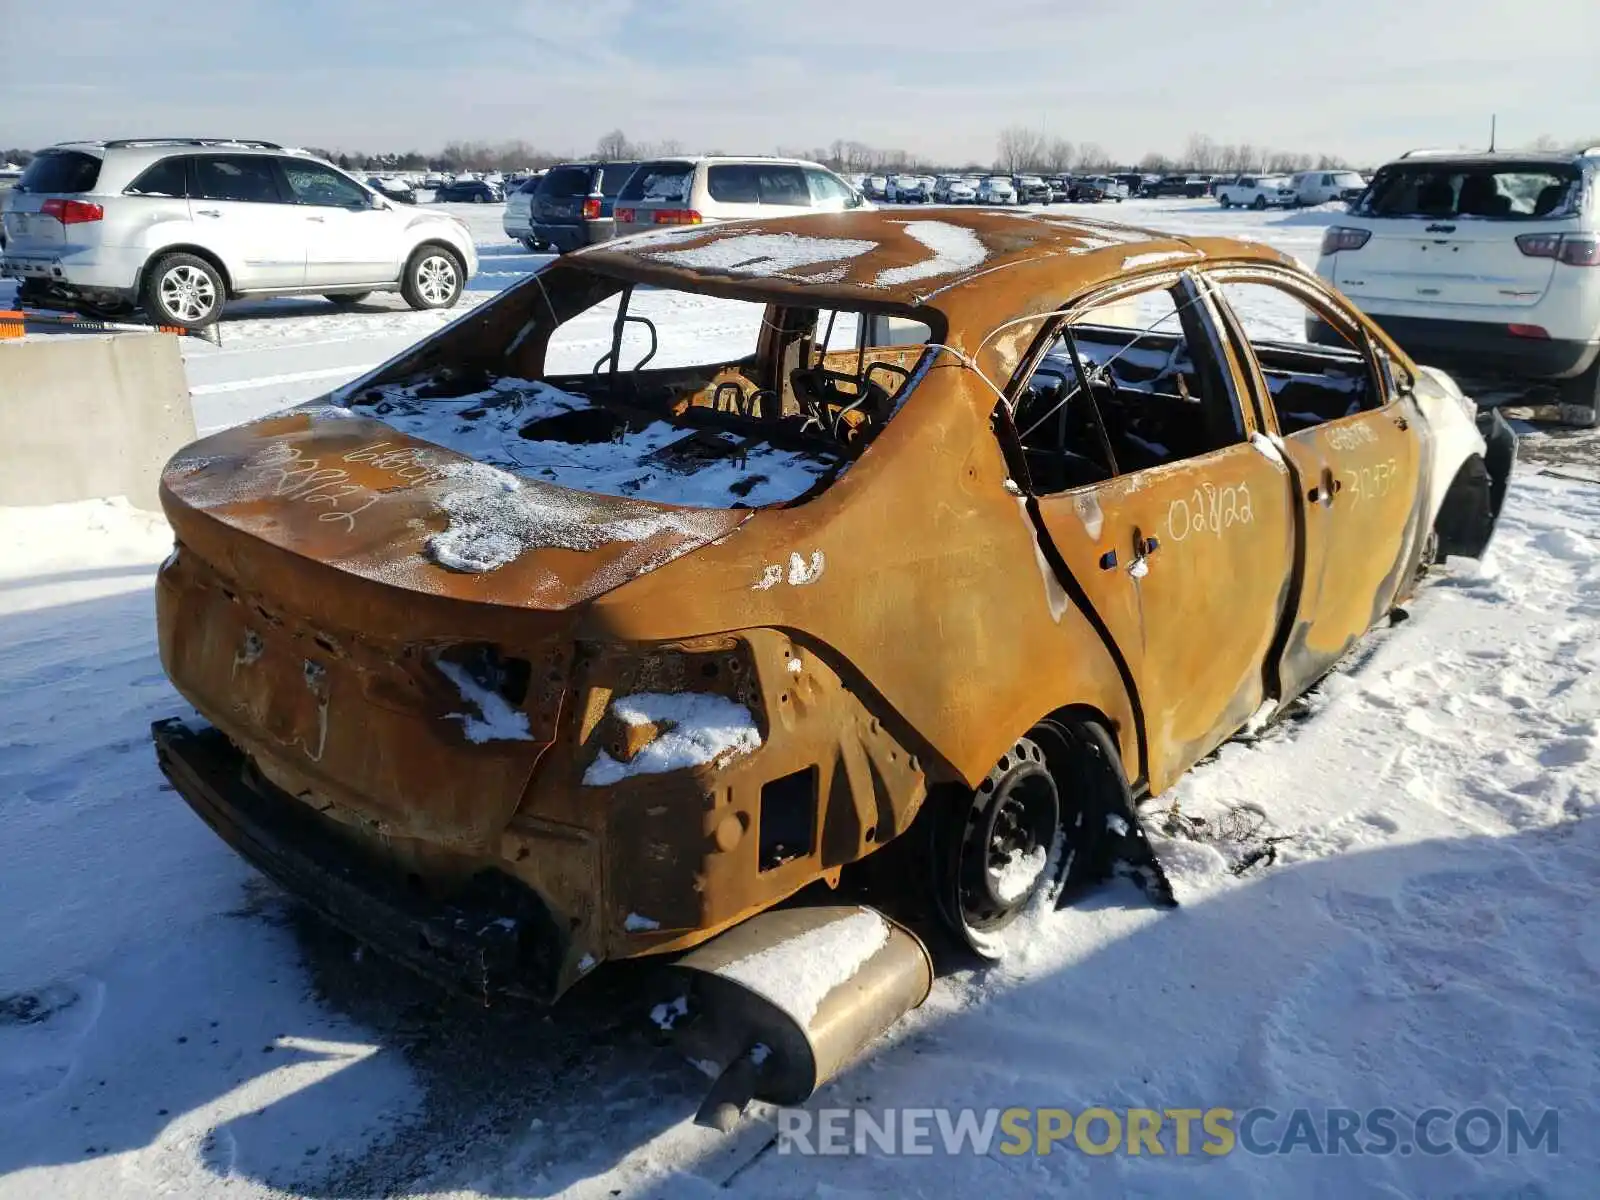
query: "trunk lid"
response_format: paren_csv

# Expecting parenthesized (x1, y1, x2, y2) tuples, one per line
(158, 407, 751, 847)
(1332, 216, 1563, 308)
(1, 192, 69, 251)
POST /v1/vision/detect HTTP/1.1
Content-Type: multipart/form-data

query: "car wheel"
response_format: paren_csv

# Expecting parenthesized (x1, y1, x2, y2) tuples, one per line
(400, 245, 465, 311)
(142, 252, 225, 330)
(472, 193, 486, 204)
(1219, 196, 1232, 208)
(933, 735, 1061, 958)
(1558, 360, 1600, 428)
(1251, 195, 1268, 210)
(324, 292, 371, 308)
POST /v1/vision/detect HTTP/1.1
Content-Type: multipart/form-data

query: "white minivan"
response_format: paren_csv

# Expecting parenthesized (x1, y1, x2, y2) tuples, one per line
(1292, 169, 1368, 206)
(611, 157, 870, 237)
(1316, 149, 1600, 424)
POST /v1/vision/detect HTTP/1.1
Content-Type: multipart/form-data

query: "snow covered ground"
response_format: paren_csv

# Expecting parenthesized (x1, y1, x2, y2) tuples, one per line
(3, 198, 1598, 1198)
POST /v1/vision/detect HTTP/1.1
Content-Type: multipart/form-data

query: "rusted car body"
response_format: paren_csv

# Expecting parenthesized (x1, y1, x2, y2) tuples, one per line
(152, 209, 1512, 1005)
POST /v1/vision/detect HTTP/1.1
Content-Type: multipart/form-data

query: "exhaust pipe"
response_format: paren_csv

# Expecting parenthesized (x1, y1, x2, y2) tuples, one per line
(665, 904, 933, 1130)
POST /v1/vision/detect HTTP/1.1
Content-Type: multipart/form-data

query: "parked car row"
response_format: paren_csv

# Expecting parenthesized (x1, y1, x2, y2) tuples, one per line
(503, 156, 872, 251)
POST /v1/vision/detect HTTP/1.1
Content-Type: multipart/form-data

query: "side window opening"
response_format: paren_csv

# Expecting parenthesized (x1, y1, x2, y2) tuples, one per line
(125, 157, 188, 198)
(1209, 278, 1382, 433)
(1009, 281, 1245, 495)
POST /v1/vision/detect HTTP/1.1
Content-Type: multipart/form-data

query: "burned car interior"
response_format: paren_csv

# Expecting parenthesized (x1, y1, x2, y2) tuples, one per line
(1009, 272, 1386, 493)
(345, 270, 940, 511)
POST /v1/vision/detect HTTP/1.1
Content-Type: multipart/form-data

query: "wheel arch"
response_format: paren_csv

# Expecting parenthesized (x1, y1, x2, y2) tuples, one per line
(140, 245, 235, 297)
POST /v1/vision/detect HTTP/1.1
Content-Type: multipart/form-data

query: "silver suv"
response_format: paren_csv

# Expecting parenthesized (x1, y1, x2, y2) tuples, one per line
(612, 157, 869, 236)
(0, 139, 480, 328)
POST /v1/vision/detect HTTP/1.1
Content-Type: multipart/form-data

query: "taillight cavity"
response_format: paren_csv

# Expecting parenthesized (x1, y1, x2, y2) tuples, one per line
(581, 195, 602, 221)
(1321, 226, 1371, 255)
(653, 209, 703, 225)
(41, 198, 105, 225)
(1516, 232, 1600, 266)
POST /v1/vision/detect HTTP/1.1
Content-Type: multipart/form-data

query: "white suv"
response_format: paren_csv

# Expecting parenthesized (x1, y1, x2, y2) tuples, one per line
(1317, 149, 1600, 423)
(0, 139, 479, 328)
(611, 157, 870, 236)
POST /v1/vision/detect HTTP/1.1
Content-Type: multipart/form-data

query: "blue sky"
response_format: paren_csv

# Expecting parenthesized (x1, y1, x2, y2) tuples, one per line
(4, 0, 1596, 165)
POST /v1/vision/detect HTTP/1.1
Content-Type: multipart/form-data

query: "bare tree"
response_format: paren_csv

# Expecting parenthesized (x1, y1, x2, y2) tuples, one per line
(1045, 138, 1075, 174)
(595, 129, 631, 160)
(1139, 151, 1171, 173)
(1073, 142, 1109, 171)
(997, 126, 1046, 174)
(1182, 133, 1218, 173)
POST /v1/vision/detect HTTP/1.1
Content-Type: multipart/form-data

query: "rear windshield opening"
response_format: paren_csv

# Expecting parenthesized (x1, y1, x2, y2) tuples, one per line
(17, 150, 102, 194)
(1355, 162, 1580, 220)
(619, 161, 693, 204)
(541, 166, 596, 197)
(338, 269, 939, 512)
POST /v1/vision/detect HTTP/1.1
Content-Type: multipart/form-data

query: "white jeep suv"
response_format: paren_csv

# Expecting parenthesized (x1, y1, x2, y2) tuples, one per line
(1317, 149, 1600, 424)
(0, 139, 479, 328)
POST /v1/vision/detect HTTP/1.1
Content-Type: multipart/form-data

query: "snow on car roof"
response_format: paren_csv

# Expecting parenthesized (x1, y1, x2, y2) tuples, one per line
(572, 208, 1293, 322)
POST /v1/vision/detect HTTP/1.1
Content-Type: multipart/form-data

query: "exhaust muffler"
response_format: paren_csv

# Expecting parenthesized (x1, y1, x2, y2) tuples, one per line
(664, 904, 933, 1130)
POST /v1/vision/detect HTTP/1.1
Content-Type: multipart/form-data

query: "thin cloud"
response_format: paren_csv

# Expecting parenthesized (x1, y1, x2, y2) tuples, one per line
(3, 0, 1596, 162)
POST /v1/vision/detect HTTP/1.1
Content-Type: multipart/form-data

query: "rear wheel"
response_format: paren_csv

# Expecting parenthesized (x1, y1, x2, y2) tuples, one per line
(1220, 196, 1233, 208)
(1251, 195, 1268, 210)
(141, 252, 225, 329)
(400, 245, 465, 311)
(934, 736, 1061, 958)
(1558, 360, 1600, 429)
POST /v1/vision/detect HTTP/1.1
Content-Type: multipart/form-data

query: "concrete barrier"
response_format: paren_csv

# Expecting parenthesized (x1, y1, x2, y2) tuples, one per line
(0, 331, 195, 511)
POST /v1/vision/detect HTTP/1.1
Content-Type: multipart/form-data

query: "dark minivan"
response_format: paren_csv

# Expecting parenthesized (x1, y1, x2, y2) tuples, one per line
(529, 161, 639, 252)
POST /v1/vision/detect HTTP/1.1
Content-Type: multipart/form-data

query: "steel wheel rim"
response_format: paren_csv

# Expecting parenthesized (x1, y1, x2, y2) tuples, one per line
(416, 255, 457, 305)
(159, 264, 216, 322)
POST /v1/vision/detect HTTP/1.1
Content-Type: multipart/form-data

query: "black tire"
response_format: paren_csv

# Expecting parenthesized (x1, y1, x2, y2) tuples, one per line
(519, 236, 542, 253)
(1558, 359, 1600, 428)
(1251, 195, 1268, 211)
(400, 245, 465, 311)
(324, 292, 371, 308)
(933, 735, 1061, 958)
(141, 252, 225, 329)
(472, 193, 486, 204)
(1220, 196, 1233, 208)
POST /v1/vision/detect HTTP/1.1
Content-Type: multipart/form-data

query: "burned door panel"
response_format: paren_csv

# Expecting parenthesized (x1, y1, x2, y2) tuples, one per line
(1034, 444, 1295, 794)
(1205, 271, 1428, 700)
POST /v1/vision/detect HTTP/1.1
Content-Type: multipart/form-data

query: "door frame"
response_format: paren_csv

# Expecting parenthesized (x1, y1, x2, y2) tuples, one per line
(992, 267, 1292, 791)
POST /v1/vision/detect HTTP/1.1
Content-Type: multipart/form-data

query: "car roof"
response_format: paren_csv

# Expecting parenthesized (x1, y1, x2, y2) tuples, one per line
(635, 155, 831, 169)
(1387, 150, 1595, 168)
(572, 208, 1294, 374)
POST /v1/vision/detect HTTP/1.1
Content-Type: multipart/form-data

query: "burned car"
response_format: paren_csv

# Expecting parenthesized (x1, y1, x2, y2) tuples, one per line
(152, 210, 1513, 1029)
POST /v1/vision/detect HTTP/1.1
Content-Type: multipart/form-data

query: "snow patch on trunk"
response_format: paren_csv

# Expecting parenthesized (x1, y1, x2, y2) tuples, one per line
(435, 658, 533, 743)
(583, 692, 762, 786)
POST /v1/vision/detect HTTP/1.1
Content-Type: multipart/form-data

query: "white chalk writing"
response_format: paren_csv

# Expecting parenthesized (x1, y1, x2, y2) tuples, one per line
(243, 439, 441, 533)
(1342, 458, 1401, 505)
(1324, 422, 1380, 452)
(1167, 481, 1254, 543)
